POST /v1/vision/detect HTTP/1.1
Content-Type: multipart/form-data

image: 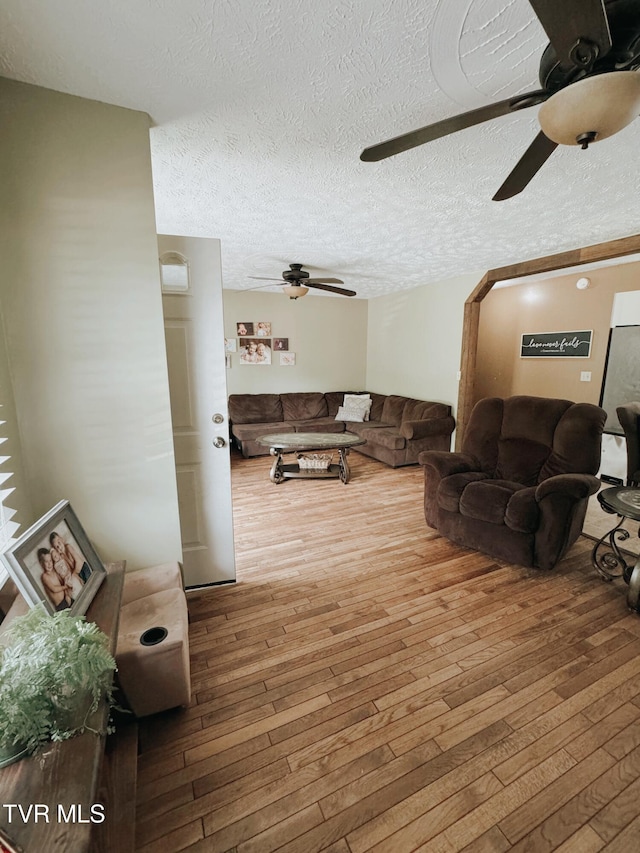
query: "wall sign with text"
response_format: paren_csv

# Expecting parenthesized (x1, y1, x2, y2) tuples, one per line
(520, 330, 592, 358)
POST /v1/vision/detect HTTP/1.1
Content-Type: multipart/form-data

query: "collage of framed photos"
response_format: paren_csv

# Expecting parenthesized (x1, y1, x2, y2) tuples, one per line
(224, 321, 296, 367)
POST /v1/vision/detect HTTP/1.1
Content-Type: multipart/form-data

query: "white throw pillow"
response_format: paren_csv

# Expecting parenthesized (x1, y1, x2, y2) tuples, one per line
(343, 394, 372, 421)
(335, 405, 365, 423)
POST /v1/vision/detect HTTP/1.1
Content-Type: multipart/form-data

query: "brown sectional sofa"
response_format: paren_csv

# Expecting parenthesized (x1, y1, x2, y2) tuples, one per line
(228, 391, 455, 468)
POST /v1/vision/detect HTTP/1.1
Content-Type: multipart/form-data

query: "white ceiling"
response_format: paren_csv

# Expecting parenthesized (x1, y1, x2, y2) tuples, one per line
(2, 0, 640, 298)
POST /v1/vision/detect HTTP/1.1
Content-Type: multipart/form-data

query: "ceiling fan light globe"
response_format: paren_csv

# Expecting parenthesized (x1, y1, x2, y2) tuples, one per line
(538, 71, 640, 146)
(282, 285, 309, 300)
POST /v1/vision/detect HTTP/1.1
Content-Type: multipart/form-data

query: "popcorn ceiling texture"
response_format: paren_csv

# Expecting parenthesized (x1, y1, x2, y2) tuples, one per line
(1, 0, 639, 298)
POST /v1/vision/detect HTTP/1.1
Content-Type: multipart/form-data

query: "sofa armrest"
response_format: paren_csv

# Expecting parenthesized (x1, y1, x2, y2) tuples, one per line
(535, 473, 601, 502)
(400, 415, 455, 441)
(418, 450, 478, 477)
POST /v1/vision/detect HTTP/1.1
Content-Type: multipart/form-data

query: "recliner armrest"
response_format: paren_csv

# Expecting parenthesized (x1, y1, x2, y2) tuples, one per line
(535, 473, 600, 502)
(400, 416, 455, 441)
(418, 450, 479, 477)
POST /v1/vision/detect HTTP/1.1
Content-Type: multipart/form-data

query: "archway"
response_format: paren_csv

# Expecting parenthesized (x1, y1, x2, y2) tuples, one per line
(456, 233, 640, 449)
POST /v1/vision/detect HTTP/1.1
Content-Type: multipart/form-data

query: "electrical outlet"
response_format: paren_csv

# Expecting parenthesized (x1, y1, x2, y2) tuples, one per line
(580, 371, 592, 382)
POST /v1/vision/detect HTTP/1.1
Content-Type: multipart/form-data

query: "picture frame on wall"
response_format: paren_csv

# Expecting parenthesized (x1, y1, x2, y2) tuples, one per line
(224, 337, 237, 353)
(280, 352, 296, 366)
(236, 321, 254, 336)
(255, 321, 271, 337)
(1, 500, 106, 616)
(273, 338, 288, 351)
(239, 338, 272, 364)
(520, 330, 592, 358)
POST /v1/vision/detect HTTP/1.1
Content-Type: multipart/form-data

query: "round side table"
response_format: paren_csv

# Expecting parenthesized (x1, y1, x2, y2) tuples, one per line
(592, 486, 640, 611)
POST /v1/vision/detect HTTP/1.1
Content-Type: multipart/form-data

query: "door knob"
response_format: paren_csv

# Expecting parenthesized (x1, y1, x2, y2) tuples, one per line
(213, 436, 227, 448)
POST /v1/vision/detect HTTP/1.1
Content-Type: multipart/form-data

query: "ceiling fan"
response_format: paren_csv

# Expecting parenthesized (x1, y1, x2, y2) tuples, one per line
(248, 263, 356, 299)
(361, 0, 640, 200)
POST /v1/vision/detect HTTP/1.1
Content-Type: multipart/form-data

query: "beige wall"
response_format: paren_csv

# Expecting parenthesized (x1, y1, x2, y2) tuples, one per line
(0, 78, 182, 569)
(223, 290, 368, 393)
(366, 273, 480, 415)
(475, 263, 640, 405)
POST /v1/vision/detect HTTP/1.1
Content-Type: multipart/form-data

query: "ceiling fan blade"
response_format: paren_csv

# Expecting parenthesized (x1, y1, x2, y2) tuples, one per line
(247, 276, 282, 281)
(306, 277, 345, 285)
(245, 283, 281, 291)
(360, 90, 549, 162)
(492, 131, 559, 201)
(528, 0, 611, 68)
(307, 282, 356, 297)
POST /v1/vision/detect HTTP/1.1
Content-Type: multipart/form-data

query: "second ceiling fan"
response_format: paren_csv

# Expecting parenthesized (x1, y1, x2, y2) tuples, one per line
(248, 264, 356, 299)
(361, 0, 640, 200)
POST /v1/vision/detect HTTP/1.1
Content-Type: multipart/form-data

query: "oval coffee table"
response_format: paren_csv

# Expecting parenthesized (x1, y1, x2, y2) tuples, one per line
(257, 432, 366, 484)
(592, 486, 640, 611)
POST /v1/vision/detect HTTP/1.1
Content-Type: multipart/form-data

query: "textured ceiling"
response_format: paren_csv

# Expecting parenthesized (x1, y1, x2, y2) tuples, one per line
(2, 0, 640, 298)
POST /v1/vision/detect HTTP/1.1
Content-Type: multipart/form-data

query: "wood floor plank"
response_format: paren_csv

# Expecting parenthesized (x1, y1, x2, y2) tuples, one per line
(592, 813, 640, 850)
(552, 825, 605, 852)
(507, 743, 640, 852)
(362, 771, 504, 853)
(567, 702, 640, 762)
(438, 751, 577, 850)
(134, 452, 640, 853)
(588, 757, 640, 842)
(497, 748, 616, 844)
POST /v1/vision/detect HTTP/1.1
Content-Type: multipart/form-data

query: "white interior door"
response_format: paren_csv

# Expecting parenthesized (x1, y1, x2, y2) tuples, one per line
(158, 234, 236, 587)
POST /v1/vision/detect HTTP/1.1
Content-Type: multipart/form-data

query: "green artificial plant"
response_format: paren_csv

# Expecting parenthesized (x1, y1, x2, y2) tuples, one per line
(0, 605, 116, 763)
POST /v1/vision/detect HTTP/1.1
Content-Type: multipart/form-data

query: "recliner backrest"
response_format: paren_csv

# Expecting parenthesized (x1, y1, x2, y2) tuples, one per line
(463, 395, 605, 485)
(616, 401, 640, 486)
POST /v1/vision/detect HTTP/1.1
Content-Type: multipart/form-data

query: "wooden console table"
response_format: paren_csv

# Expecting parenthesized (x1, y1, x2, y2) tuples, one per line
(0, 561, 125, 853)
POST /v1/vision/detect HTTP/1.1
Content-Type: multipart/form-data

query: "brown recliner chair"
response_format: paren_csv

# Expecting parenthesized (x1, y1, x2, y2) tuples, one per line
(419, 395, 606, 569)
(616, 401, 640, 486)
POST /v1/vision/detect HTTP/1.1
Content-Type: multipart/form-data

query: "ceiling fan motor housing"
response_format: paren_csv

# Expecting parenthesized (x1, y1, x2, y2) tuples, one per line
(539, 0, 640, 91)
(282, 263, 309, 282)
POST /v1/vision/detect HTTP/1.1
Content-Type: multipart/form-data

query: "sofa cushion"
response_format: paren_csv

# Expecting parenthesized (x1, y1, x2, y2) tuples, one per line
(368, 393, 387, 422)
(538, 402, 606, 480)
(360, 427, 405, 451)
(463, 395, 576, 480)
(381, 395, 409, 426)
(281, 392, 328, 421)
(437, 472, 490, 513)
(495, 438, 552, 487)
(228, 394, 283, 424)
(459, 479, 523, 525)
(292, 418, 345, 434)
(403, 399, 451, 422)
(231, 422, 290, 442)
(344, 421, 391, 437)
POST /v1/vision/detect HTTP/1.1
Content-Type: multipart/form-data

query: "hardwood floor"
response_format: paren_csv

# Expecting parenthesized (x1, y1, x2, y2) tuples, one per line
(135, 450, 640, 852)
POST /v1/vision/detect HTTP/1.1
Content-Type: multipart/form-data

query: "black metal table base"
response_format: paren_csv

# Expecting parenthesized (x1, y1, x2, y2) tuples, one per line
(591, 514, 640, 611)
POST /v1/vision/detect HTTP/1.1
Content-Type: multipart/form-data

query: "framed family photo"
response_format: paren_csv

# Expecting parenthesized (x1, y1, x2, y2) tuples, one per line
(236, 321, 254, 336)
(239, 338, 272, 364)
(1, 500, 106, 617)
